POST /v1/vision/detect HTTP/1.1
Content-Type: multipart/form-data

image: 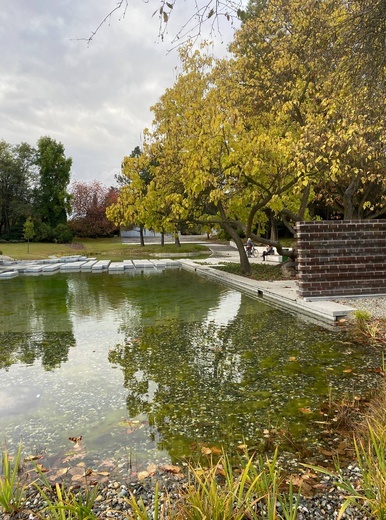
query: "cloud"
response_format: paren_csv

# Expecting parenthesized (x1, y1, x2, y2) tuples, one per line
(0, 1, 241, 186)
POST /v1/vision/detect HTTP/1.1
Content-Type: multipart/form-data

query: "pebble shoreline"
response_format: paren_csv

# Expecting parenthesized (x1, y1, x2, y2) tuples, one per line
(0, 465, 372, 519)
(334, 296, 386, 320)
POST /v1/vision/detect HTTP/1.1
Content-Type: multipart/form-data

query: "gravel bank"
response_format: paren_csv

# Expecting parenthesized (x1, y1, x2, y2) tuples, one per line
(334, 296, 386, 320)
(0, 466, 371, 520)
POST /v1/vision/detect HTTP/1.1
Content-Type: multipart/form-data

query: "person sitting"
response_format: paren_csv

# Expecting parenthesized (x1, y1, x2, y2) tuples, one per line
(262, 244, 274, 261)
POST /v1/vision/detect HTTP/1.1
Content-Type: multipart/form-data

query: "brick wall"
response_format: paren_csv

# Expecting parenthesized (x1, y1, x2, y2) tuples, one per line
(296, 220, 386, 299)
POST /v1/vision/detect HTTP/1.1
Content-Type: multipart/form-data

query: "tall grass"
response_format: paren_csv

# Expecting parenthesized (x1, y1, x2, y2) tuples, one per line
(307, 384, 386, 519)
(0, 442, 30, 514)
(33, 471, 99, 520)
(126, 449, 300, 520)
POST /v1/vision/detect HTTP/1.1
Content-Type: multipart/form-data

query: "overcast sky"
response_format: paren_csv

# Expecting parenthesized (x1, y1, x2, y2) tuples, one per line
(0, 1, 242, 187)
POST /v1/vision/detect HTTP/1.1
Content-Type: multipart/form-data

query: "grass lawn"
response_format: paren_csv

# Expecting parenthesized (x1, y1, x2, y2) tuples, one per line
(0, 237, 212, 261)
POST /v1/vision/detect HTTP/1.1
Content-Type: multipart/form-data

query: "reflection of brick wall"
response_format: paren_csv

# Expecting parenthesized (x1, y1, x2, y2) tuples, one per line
(296, 220, 386, 299)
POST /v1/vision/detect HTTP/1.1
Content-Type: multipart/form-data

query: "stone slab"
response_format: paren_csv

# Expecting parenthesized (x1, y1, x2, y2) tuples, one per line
(81, 260, 98, 271)
(132, 259, 156, 269)
(60, 262, 87, 271)
(42, 263, 63, 272)
(109, 262, 125, 271)
(91, 260, 111, 270)
(0, 271, 19, 279)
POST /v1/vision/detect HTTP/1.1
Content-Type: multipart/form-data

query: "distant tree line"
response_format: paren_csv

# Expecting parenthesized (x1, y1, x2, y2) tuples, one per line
(0, 136, 73, 243)
(0, 136, 119, 243)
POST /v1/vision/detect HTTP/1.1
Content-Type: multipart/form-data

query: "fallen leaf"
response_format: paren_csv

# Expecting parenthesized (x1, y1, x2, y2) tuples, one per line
(289, 356, 297, 361)
(161, 464, 181, 474)
(53, 468, 69, 479)
(147, 464, 158, 476)
(138, 471, 149, 481)
(299, 407, 312, 414)
(24, 455, 42, 462)
(69, 436, 83, 443)
(201, 446, 212, 455)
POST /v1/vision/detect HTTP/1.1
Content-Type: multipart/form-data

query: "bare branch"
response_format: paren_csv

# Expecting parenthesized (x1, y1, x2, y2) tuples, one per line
(75, 0, 244, 47)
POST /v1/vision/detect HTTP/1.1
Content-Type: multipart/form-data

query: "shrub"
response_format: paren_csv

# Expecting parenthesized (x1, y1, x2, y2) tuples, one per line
(53, 224, 73, 243)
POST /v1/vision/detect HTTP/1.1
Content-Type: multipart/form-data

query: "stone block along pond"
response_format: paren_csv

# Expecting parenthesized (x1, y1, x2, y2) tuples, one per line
(0, 268, 383, 483)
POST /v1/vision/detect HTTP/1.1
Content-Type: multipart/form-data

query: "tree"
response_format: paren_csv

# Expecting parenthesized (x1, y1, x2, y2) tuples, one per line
(339, 0, 386, 91)
(111, 0, 386, 274)
(69, 180, 119, 238)
(34, 136, 72, 229)
(111, 44, 309, 272)
(233, 0, 386, 222)
(0, 140, 36, 238)
(23, 216, 35, 253)
(108, 146, 154, 246)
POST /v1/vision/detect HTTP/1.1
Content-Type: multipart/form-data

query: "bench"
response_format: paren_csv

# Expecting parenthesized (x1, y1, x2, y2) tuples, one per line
(265, 255, 283, 263)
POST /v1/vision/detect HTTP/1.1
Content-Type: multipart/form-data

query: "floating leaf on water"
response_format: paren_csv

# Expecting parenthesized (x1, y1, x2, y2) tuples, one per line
(24, 454, 42, 462)
(69, 435, 83, 443)
(72, 474, 86, 482)
(96, 471, 110, 477)
(68, 467, 85, 477)
(53, 468, 69, 479)
(36, 463, 49, 473)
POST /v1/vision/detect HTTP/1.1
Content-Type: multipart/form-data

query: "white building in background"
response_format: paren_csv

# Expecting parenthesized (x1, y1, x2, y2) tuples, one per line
(120, 227, 164, 238)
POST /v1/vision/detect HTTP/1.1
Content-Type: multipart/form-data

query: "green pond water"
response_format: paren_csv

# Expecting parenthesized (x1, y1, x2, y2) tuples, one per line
(0, 268, 381, 475)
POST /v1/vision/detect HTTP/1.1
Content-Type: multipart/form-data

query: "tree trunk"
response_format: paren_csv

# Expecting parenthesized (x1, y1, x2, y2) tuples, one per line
(270, 214, 278, 241)
(222, 223, 252, 275)
(161, 231, 165, 246)
(174, 231, 181, 247)
(139, 225, 145, 247)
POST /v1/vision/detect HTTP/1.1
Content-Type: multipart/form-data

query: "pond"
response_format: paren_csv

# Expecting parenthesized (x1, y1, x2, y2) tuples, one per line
(0, 269, 382, 480)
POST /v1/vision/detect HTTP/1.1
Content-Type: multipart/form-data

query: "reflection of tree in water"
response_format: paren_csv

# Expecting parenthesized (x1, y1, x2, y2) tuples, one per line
(108, 306, 374, 461)
(0, 332, 76, 371)
(108, 303, 277, 458)
(0, 275, 76, 371)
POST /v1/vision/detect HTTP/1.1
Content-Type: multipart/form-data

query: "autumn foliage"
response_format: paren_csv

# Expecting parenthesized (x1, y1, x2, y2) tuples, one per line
(68, 181, 119, 238)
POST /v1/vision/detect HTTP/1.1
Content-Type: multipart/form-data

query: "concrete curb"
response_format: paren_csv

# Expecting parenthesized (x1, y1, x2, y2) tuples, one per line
(179, 259, 355, 326)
